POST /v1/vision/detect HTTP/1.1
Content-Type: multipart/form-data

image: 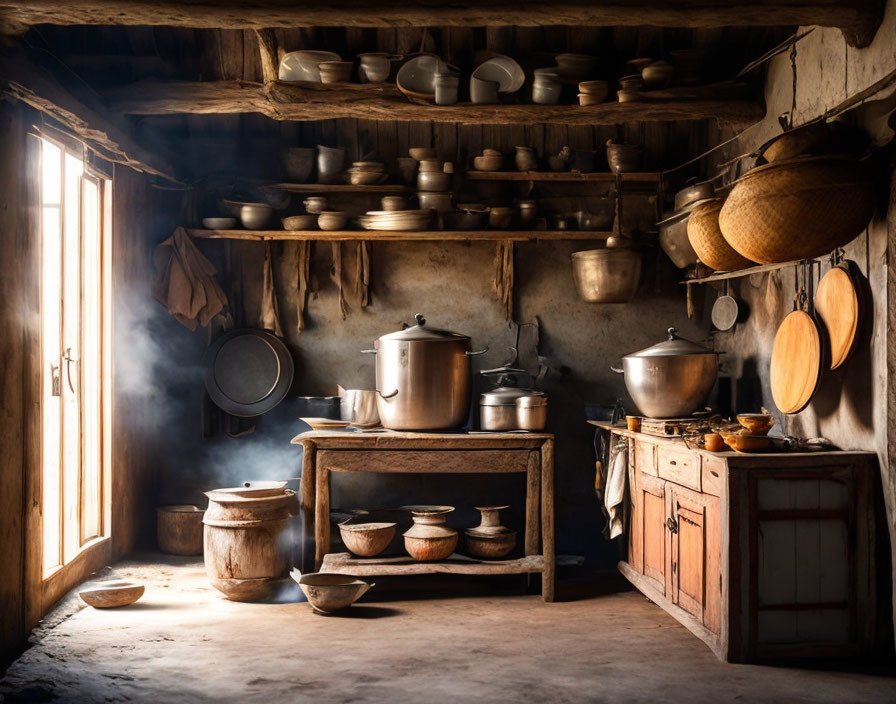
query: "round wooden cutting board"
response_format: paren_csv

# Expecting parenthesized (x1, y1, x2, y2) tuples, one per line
(770, 310, 823, 414)
(815, 263, 861, 370)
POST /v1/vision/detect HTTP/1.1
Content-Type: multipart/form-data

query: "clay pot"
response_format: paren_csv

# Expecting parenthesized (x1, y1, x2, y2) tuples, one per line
(465, 506, 516, 559)
(403, 506, 458, 561)
(156, 505, 204, 556)
(292, 570, 373, 614)
(514, 146, 538, 172)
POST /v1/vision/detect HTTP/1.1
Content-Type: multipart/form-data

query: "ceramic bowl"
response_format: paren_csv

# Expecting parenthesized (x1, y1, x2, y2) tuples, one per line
(202, 217, 237, 230)
(722, 432, 773, 453)
(471, 54, 525, 93)
(606, 142, 642, 173)
(408, 147, 437, 161)
(358, 53, 391, 83)
(282, 214, 317, 230)
(338, 522, 397, 557)
(318, 211, 348, 231)
(473, 155, 503, 171)
(349, 170, 386, 185)
(578, 93, 605, 106)
(397, 54, 448, 101)
(280, 147, 315, 182)
(737, 413, 775, 436)
(318, 60, 352, 83)
(303, 196, 328, 214)
(237, 203, 273, 230)
(79, 581, 145, 608)
(619, 74, 645, 91)
(291, 570, 373, 614)
(381, 196, 407, 211)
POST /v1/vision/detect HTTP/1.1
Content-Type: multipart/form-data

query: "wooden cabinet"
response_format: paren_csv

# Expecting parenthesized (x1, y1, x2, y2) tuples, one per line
(607, 427, 881, 663)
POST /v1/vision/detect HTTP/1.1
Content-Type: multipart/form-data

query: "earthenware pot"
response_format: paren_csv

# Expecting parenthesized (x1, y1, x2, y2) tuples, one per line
(465, 506, 516, 559)
(403, 505, 458, 560)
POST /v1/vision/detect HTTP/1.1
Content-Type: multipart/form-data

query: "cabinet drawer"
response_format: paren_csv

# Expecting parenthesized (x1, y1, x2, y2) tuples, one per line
(634, 441, 657, 476)
(657, 447, 701, 491)
(701, 457, 725, 497)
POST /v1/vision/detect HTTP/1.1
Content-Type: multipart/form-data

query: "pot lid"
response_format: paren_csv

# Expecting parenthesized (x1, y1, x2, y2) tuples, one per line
(480, 387, 541, 406)
(673, 179, 715, 211)
(379, 314, 469, 342)
(656, 197, 717, 227)
(624, 328, 716, 358)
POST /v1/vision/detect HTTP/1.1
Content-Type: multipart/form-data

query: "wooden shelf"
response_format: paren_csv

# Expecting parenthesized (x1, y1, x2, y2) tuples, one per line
(188, 228, 612, 242)
(466, 171, 660, 183)
(262, 182, 412, 193)
(320, 552, 544, 577)
(104, 79, 765, 126)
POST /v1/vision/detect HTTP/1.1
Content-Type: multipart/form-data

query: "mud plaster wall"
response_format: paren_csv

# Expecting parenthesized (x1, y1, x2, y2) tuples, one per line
(708, 2, 896, 634)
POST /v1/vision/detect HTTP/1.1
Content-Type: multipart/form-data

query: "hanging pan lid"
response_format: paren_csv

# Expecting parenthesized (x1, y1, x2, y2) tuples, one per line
(814, 260, 864, 370)
(770, 310, 824, 414)
(203, 328, 294, 418)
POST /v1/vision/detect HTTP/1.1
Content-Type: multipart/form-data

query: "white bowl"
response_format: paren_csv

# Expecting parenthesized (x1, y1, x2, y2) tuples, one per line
(278, 50, 341, 82)
(471, 55, 525, 93)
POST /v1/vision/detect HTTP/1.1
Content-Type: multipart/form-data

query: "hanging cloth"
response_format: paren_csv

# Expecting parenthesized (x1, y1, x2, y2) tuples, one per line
(152, 227, 227, 331)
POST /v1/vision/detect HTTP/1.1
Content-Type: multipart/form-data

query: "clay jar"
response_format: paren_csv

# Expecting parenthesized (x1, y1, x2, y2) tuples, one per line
(465, 506, 516, 559)
(403, 505, 458, 560)
(514, 146, 538, 172)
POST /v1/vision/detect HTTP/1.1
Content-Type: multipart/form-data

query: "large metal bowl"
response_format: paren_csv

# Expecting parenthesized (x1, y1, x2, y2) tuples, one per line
(571, 246, 642, 303)
(616, 328, 718, 418)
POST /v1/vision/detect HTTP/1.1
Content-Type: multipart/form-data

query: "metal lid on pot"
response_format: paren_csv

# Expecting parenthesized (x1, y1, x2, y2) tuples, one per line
(624, 328, 716, 358)
(480, 388, 541, 406)
(673, 178, 715, 211)
(379, 313, 469, 342)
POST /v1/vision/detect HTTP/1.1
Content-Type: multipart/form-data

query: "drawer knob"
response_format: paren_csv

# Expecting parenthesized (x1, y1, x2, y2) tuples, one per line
(666, 517, 679, 534)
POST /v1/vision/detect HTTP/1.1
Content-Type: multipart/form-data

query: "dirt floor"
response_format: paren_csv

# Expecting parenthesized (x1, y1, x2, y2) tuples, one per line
(1, 555, 894, 703)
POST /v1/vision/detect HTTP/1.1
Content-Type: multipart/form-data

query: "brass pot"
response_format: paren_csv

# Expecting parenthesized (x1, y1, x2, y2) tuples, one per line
(364, 315, 487, 430)
(571, 246, 642, 303)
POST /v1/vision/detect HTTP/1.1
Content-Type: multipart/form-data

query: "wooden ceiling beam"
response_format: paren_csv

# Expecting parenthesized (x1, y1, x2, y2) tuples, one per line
(0, 0, 883, 46)
(0, 48, 183, 183)
(102, 78, 764, 126)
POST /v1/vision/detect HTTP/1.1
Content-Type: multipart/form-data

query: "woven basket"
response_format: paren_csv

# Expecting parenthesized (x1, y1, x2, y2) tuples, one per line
(687, 198, 755, 271)
(718, 156, 874, 265)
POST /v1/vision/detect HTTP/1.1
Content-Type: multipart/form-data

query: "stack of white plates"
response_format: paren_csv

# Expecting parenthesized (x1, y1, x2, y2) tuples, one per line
(359, 209, 432, 231)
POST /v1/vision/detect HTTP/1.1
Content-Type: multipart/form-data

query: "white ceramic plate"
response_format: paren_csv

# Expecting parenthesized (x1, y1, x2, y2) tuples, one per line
(279, 50, 341, 82)
(396, 54, 448, 97)
(471, 55, 525, 93)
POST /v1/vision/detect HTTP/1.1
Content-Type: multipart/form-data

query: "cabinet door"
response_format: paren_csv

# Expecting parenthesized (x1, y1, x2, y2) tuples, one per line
(668, 485, 721, 633)
(633, 472, 667, 594)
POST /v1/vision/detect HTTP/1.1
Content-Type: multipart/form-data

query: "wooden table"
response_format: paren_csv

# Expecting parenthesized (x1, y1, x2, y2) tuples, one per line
(292, 430, 555, 601)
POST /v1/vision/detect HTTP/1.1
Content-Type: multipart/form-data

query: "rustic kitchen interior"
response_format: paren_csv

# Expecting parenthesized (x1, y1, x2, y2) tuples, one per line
(1, 1, 896, 701)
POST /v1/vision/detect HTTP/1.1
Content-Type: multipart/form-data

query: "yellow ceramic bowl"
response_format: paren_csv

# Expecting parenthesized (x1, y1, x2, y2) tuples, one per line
(736, 413, 775, 436)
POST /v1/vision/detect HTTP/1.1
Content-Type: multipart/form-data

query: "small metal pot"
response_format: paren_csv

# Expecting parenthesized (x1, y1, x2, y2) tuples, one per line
(571, 245, 642, 303)
(479, 387, 539, 431)
(657, 209, 700, 269)
(516, 395, 547, 431)
(417, 191, 453, 213)
(612, 327, 718, 418)
(606, 140, 642, 173)
(364, 315, 487, 431)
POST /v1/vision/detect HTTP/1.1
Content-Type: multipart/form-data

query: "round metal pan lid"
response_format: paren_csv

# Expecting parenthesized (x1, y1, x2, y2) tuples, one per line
(204, 329, 294, 417)
(378, 313, 470, 343)
(624, 328, 716, 359)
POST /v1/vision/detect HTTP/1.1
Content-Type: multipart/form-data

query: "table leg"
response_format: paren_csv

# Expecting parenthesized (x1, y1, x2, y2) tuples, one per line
(314, 467, 330, 571)
(541, 438, 555, 602)
(299, 442, 317, 573)
(525, 450, 541, 556)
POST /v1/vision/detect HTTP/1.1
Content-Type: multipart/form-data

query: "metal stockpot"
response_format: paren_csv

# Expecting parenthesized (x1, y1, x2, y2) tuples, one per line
(613, 328, 718, 418)
(364, 314, 487, 430)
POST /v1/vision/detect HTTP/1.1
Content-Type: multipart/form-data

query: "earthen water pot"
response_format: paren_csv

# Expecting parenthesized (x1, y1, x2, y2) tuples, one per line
(464, 506, 516, 559)
(402, 505, 458, 560)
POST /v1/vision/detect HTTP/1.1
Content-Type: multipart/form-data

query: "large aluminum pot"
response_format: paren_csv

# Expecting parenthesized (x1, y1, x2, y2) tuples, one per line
(571, 245, 642, 303)
(613, 328, 718, 418)
(364, 314, 487, 430)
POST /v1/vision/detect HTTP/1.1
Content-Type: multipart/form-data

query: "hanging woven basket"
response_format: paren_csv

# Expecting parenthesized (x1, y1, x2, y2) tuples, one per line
(718, 156, 874, 265)
(687, 198, 755, 272)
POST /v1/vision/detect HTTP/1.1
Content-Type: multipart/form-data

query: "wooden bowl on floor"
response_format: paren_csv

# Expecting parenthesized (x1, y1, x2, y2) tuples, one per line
(79, 581, 145, 608)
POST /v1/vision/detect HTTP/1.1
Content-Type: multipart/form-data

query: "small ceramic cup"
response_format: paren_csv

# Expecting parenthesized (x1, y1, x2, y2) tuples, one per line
(303, 196, 328, 214)
(470, 77, 499, 104)
(626, 416, 641, 432)
(358, 53, 391, 83)
(704, 433, 724, 452)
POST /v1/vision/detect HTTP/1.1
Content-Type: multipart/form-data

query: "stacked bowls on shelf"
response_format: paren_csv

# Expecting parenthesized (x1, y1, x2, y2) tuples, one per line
(347, 160, 386, 185)
(359, 209, 432, 231)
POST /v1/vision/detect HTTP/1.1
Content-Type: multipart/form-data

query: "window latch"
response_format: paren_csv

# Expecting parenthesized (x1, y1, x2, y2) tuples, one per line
(50, 363, 61, 397)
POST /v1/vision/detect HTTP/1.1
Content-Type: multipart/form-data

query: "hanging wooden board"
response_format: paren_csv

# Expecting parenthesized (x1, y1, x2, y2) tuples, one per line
(814, 261, 863, 370)
(770, 310, 823, 414)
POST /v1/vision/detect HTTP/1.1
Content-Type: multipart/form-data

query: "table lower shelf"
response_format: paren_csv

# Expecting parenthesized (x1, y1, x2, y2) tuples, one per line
(321, 552, 544, 576)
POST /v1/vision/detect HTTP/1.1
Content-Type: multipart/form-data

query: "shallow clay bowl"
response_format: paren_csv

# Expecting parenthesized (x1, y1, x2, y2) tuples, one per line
(79, 581, 145, 608)
(282, 214, 318, 230)
(473, 155, 503, 171)
(723, 433, 773, 453)
(338, 521, 397, 557)
(409, 147, 437, 161)
(292, 570, 373, 614)
(736, 413, 775, 436)
(465, 531, 516, 559)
